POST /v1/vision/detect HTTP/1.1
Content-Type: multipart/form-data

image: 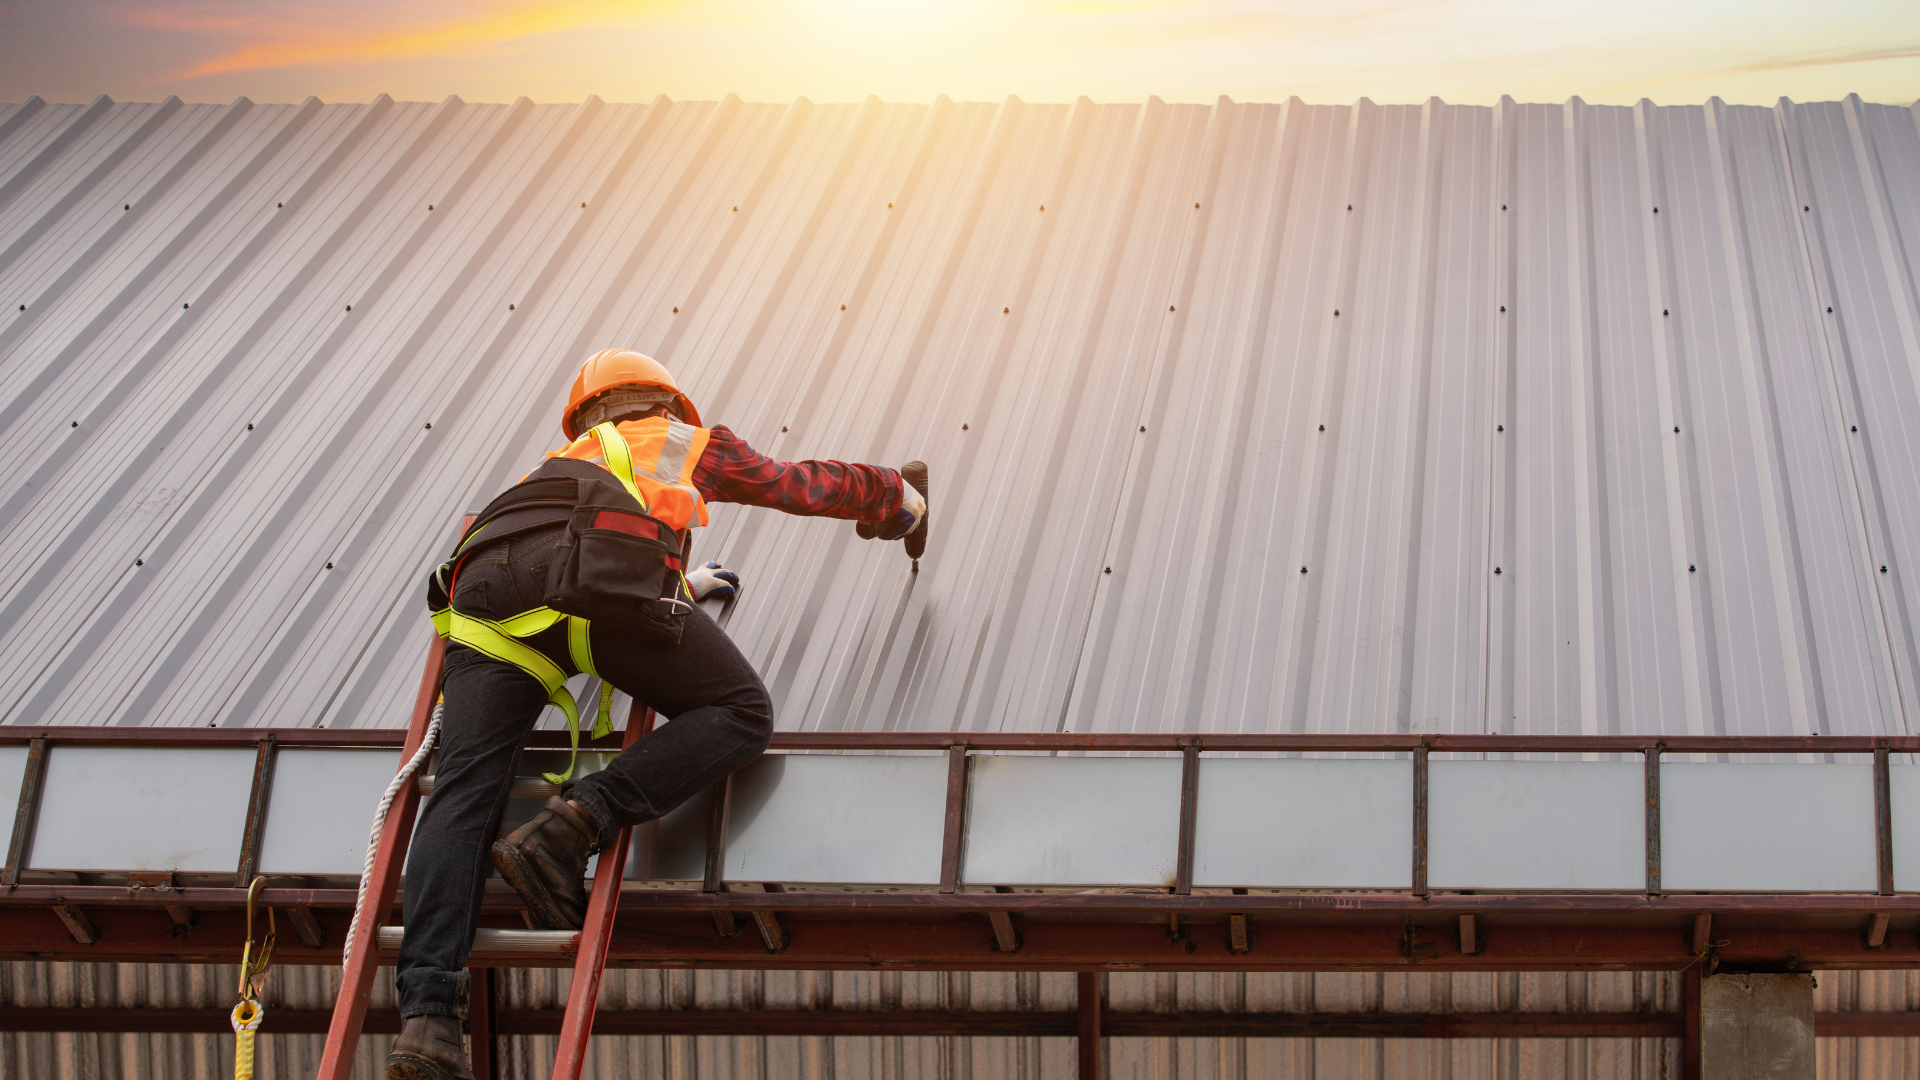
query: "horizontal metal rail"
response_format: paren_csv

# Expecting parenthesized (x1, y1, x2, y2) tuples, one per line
(19, 1005, 1919, 1038)
(2, 726, 1915, 753)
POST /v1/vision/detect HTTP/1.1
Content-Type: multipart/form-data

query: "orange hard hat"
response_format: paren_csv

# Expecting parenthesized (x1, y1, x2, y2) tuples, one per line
(562, 348, 701, 437)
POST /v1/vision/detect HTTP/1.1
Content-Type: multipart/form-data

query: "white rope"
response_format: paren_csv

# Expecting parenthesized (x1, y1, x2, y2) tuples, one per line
(342, 701, 443, 969)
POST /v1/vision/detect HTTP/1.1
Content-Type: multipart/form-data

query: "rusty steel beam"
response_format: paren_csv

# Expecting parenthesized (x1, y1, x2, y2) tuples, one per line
(0, 1005, 1913, 1038)
(4, 728, 1917, 754)
(1077, 972, 1101, 1079)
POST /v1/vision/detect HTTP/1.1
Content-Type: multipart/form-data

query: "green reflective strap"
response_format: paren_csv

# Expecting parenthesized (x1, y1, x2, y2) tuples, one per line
(439, 610, 591, 785)
(589, 422, 649, 511)
(593, 681, 614, 740)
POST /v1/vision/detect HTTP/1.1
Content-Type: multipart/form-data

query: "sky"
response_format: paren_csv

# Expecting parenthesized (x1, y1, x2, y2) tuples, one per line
(2, 0, 1916, 108)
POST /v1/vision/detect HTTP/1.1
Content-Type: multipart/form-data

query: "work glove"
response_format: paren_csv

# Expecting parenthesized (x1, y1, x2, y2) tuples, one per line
(857, 476, 926, 542)
(686, 561, 740, 602)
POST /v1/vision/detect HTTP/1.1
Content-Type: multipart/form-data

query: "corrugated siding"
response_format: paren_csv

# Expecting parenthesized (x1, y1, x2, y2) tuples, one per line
(4, 92, 1920, 1077)
(4, 961, 1918, 1079)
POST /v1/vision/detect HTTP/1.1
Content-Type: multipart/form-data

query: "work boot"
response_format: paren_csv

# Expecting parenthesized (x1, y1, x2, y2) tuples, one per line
(491, 797, 598, 930)
(386, 1014, 473, 1080)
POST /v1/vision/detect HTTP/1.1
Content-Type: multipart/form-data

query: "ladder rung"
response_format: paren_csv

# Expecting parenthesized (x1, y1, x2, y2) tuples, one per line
(416, 776, 562, 800)
(378, 926, 578, 956)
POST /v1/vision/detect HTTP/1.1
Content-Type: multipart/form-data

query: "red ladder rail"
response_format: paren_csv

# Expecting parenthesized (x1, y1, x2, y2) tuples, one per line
(316, 624, 446, 1080)
(550, 703, 654, 1080)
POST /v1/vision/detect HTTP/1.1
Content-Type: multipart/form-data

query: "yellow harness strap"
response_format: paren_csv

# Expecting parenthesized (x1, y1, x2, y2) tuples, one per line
(428, 423, 644, 785)
(433, 607, 611, 784)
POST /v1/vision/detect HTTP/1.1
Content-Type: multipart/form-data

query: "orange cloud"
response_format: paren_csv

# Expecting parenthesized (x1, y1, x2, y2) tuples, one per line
(172, 0, 688, 79)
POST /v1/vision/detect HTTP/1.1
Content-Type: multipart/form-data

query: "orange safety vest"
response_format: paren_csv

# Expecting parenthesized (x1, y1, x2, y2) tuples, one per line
(542, 416, 713, 535)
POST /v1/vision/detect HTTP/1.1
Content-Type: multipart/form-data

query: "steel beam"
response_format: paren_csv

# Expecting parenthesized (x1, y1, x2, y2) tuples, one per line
(0, 1005, 1913, 1038)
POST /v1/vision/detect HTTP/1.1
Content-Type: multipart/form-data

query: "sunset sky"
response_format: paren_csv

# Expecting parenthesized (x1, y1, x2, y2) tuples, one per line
(3, 0, 1916, 107)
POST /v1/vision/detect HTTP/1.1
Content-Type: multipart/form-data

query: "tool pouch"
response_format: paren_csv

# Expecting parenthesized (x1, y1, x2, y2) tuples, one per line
(428, 459, 691, 648)
(544, 473, 690, 647)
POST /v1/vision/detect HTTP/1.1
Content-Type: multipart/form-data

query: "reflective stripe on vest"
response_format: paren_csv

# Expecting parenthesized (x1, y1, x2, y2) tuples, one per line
(546, 417, 712, 533)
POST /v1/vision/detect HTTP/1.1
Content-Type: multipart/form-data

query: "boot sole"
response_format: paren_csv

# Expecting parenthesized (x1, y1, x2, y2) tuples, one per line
(386, 1052, 470, 1080)
(490, 840, 581, 931)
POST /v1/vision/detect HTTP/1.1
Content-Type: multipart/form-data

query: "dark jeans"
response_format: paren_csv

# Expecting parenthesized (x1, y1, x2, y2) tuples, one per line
(395, 530, 773, 1020)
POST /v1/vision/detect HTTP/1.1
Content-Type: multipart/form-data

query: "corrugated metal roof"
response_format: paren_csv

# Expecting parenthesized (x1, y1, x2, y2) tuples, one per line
(2, 93, 1916, 738)
(4, 91, 1919, 1077)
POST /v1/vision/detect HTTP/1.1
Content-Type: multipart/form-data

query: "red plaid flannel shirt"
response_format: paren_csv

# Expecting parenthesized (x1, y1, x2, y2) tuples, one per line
(691, 425, 904, 522)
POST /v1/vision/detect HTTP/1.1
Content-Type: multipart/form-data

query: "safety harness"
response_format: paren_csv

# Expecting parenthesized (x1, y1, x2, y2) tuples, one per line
(427, 423, 686, 784)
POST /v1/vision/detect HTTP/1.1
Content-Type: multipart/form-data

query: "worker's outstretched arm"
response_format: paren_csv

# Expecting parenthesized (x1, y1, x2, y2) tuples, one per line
(692, 426, 908, 522)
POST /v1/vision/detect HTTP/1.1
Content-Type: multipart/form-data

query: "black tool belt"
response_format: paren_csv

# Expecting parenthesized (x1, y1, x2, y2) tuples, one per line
(427, 457, 692, 648)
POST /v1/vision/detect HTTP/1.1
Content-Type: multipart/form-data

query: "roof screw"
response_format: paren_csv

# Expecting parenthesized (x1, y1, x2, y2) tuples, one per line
(182, 302, 189, 309)
(1689, 565, 1696, 572)
(17, 305, 22, 311)
(1319, 424, 1325, 431)
(1139, 425, 1146, 432)
(123, 204, 129, 210)
(325, 562, 333, 570)
(1334, 309, 1340, 316)
(1882, 566, 1889, 573)
(1500, 305, 1506, 312)
(1039, 205, 1045, 211)
(1852, 425, 1858, 432)
(429, 205, 434, 210)
(424, 422, 432, 429)
(1346, 204, 1352, 211)
(962, 423, 969, 430)
(1653, 207, 1659, 213)
(70, 421, 77, 428)
(1674, 426, 1680, 433)
(1194, 203, 1200, 209)
(1501, 204, 1507, 210)
(246, 423, 253, 430)
(841, 304, 846, 310)
(135, 559, 143, 566)
(346, 305, 352, 311)
(1494, 567, 1502, 574)
(509, 304, 515, 310)
(1804, 206, 1809, 212)
(1105, 567, 1112, 573)
(780, 426, 788, 433)
(732, 206, 738, 211)
(1663, 309, 1669, 316)
(1497, 425, 1504, 432)
(580, 202, 586, 208)
(1003, 307, 1009, 314)
(1169, 305, 1175, 312)
(1827, 306, 1834, 313)
(888, 202, 893, 208)
(277, 203, 282, 208)
(1300, 567, 1307, 574)
(672, 307, 679, 313)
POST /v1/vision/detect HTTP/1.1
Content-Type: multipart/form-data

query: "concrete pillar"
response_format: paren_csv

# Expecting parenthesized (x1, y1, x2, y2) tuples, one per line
(1700, 973, 1814, 1080)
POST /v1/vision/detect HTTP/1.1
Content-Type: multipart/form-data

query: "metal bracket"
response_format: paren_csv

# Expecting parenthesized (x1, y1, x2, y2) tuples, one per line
(1227, 915, 1252, 955)
(286, 905, 330, 949)
(51, 903, 97, 945)
(1457, 914, 1483, 956)
(751, 911, 787, 953)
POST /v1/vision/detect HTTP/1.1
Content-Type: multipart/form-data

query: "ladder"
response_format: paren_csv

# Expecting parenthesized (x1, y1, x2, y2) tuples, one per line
(314, 621, 653, 1080)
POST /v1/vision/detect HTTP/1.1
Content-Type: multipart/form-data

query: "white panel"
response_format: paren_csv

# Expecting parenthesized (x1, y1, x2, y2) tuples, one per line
(32, 747, 254, 872)
(963, 756, 1180, 886)
(0, 747, 26, 838)
(1429, 760, 1643, 890)
(259, 749, 400, 875)
(1664, 763, 1876, 892)
(725, 755, 946, 884)
(625, 784, 712, 881)
(1894, 765, 1920, 893)
(1192, 758, 1411, 888)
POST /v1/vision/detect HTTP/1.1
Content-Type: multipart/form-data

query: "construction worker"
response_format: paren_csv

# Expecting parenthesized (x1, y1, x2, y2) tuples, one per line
(387, 349, 926, 1080)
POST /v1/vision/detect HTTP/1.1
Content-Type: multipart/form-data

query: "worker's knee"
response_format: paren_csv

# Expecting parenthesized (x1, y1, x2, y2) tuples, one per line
(730, 674, 774, 753)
